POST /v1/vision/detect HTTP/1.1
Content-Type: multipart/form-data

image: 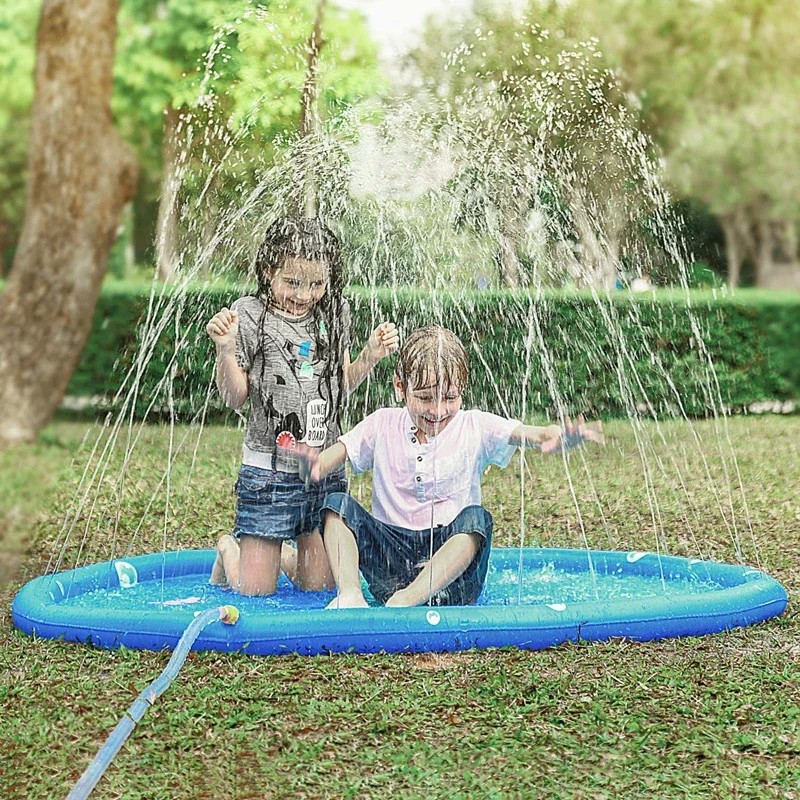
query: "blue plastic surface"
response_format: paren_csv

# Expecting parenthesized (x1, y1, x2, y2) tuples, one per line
(12, 548, 787, 656)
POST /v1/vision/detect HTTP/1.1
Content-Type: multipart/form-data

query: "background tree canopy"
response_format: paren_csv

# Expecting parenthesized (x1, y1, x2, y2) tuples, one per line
(1, 0, 798, 287)
(0, 0, 384, 275)
(113, 0, 385, 270)
(408, 0, 800, 288)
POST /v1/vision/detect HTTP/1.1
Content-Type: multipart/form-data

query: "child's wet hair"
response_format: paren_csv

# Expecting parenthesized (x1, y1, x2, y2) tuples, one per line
(254, 216, 343, 290)
(395, 326, 469, 392)
(251, 216, 346, 428)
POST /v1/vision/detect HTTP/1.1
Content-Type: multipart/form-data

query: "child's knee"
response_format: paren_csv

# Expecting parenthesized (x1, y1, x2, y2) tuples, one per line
(321, 507, 344, 531)
(448, 531, 481, 559)
(452, 505, 493, 540)
(321, 491, 349, 519)
(320, 492, 357, 531)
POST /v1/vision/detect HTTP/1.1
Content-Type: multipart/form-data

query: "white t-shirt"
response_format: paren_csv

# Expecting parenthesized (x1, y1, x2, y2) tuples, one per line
(339, 408, 521, 530)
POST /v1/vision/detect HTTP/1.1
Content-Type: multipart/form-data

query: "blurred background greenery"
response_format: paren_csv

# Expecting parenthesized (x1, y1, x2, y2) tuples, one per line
(1, 0, 798, 290)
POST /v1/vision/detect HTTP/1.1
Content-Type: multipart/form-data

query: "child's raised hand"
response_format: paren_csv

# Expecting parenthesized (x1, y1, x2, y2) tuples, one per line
(577, 418, 604, 446)
(282, 440, 322, 487)
(206, 308, 239, 350)
(367, 322, 400, 360)
(540, 415, 605, 454)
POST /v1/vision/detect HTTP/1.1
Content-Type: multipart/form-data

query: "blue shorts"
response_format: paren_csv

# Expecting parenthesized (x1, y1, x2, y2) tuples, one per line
(320, 493, 493, 606)
(233, 465, 348, 542)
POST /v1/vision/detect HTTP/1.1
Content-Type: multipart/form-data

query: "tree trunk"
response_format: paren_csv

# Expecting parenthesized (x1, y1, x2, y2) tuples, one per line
(295, 0, 327, 218)
(780, 220, 798, 263)
(0, 221, 7, 277)
(298, 0, 327, 141)
(0, 0, 138, 447)
(497, 236, 521, 288)
(497, 219, 522, 289)
(495, 190, 530, 288)
(122, 202, 136, 274)
(720, 214, 742, 288)
(571, 194, 619, 290)
(755, 219, 800, 289)
(154, 104, 182, 283)
(754, 217, 775, 287)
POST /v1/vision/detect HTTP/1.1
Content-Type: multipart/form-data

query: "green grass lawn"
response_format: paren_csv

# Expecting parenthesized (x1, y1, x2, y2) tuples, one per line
(1, 416, 799, 799)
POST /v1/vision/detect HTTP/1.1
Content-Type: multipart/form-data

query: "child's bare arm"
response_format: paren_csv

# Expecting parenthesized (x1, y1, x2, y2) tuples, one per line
(206, 308, 248, 409)
(344, 322, 399, 396)
(509, 416, 605, 452)
(508, 423, 563, 448)
(215, 351, 248, 410)
(293, 442, 348, 484)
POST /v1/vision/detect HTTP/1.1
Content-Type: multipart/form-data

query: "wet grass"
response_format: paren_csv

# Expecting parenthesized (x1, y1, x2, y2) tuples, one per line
(1, 415, 799, 799)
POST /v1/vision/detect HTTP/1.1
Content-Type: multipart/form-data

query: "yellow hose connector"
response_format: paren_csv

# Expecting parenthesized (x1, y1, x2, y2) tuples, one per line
(220, 605, 240, 625)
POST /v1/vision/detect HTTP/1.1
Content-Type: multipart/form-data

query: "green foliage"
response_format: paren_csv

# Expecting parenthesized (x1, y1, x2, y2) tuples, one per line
(68, 283, 800, 421)
(0, 0, 386, 265)
(576, 0, 800, 255)
(409, 0, 800, 285)
(684, 262, 725, 289)
(228, 2, 384, 135)
(114, 0, 385, 203)
(113, 0, 244, 178)
(408, 7, 680, 289)
(670, 198, 727, 277)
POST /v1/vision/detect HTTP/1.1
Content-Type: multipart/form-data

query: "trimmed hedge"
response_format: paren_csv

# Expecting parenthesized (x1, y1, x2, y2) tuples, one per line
(68, 283, 800, 421)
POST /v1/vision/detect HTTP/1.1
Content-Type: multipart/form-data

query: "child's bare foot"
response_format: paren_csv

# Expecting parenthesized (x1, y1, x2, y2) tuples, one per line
(326, 592, 368, 609)
(212, 534, 240, 590)
(385, 589, 415, 607)
(210, 549, 227, 586)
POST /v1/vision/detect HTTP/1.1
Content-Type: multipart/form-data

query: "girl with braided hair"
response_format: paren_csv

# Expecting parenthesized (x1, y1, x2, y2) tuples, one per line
(205, 217, 398, 595)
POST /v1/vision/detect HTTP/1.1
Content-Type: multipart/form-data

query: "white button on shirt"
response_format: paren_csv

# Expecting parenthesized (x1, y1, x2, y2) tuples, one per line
(339, 408, 522, 529)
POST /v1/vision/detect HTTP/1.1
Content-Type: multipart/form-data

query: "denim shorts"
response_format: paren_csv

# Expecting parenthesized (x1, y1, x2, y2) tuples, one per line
(233, 465, 348, 542)
(320, 493, 493, 606)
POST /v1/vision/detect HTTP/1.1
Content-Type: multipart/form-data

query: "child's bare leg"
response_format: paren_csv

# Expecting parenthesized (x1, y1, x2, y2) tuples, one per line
(296, 528, 336, 591)
(210, 549, 226, 586)
(281, 542, 298, 586)
(210, 534, 240, 589)
(238, 535, 282, 596)
(323, 513, 368, 608)
(385, 533, 479, 607)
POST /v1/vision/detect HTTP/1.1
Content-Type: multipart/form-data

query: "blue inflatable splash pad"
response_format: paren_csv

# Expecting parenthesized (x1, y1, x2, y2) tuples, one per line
(12, 548, 787, 655)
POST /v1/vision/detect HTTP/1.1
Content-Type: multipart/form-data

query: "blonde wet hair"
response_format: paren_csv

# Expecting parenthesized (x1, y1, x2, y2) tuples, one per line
(394, 326, 469, 392)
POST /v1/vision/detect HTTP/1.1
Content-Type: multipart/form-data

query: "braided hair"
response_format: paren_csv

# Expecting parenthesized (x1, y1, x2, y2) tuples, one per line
(252, 217, 347, 432)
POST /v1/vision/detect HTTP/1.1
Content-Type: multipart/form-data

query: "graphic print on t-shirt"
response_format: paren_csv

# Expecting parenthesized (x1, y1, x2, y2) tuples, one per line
(274, 411, 302, 448)
(234, 296, 346, 459)
(268, 329, 330, 449)
(301, 399, 328, 446)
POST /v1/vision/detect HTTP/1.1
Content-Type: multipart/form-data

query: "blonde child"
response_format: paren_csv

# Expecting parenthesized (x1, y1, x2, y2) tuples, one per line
(293, 325, 603, 608)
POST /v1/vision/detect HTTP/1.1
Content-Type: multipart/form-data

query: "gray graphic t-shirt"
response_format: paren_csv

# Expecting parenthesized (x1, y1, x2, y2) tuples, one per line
(233, 295, 350, 472)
